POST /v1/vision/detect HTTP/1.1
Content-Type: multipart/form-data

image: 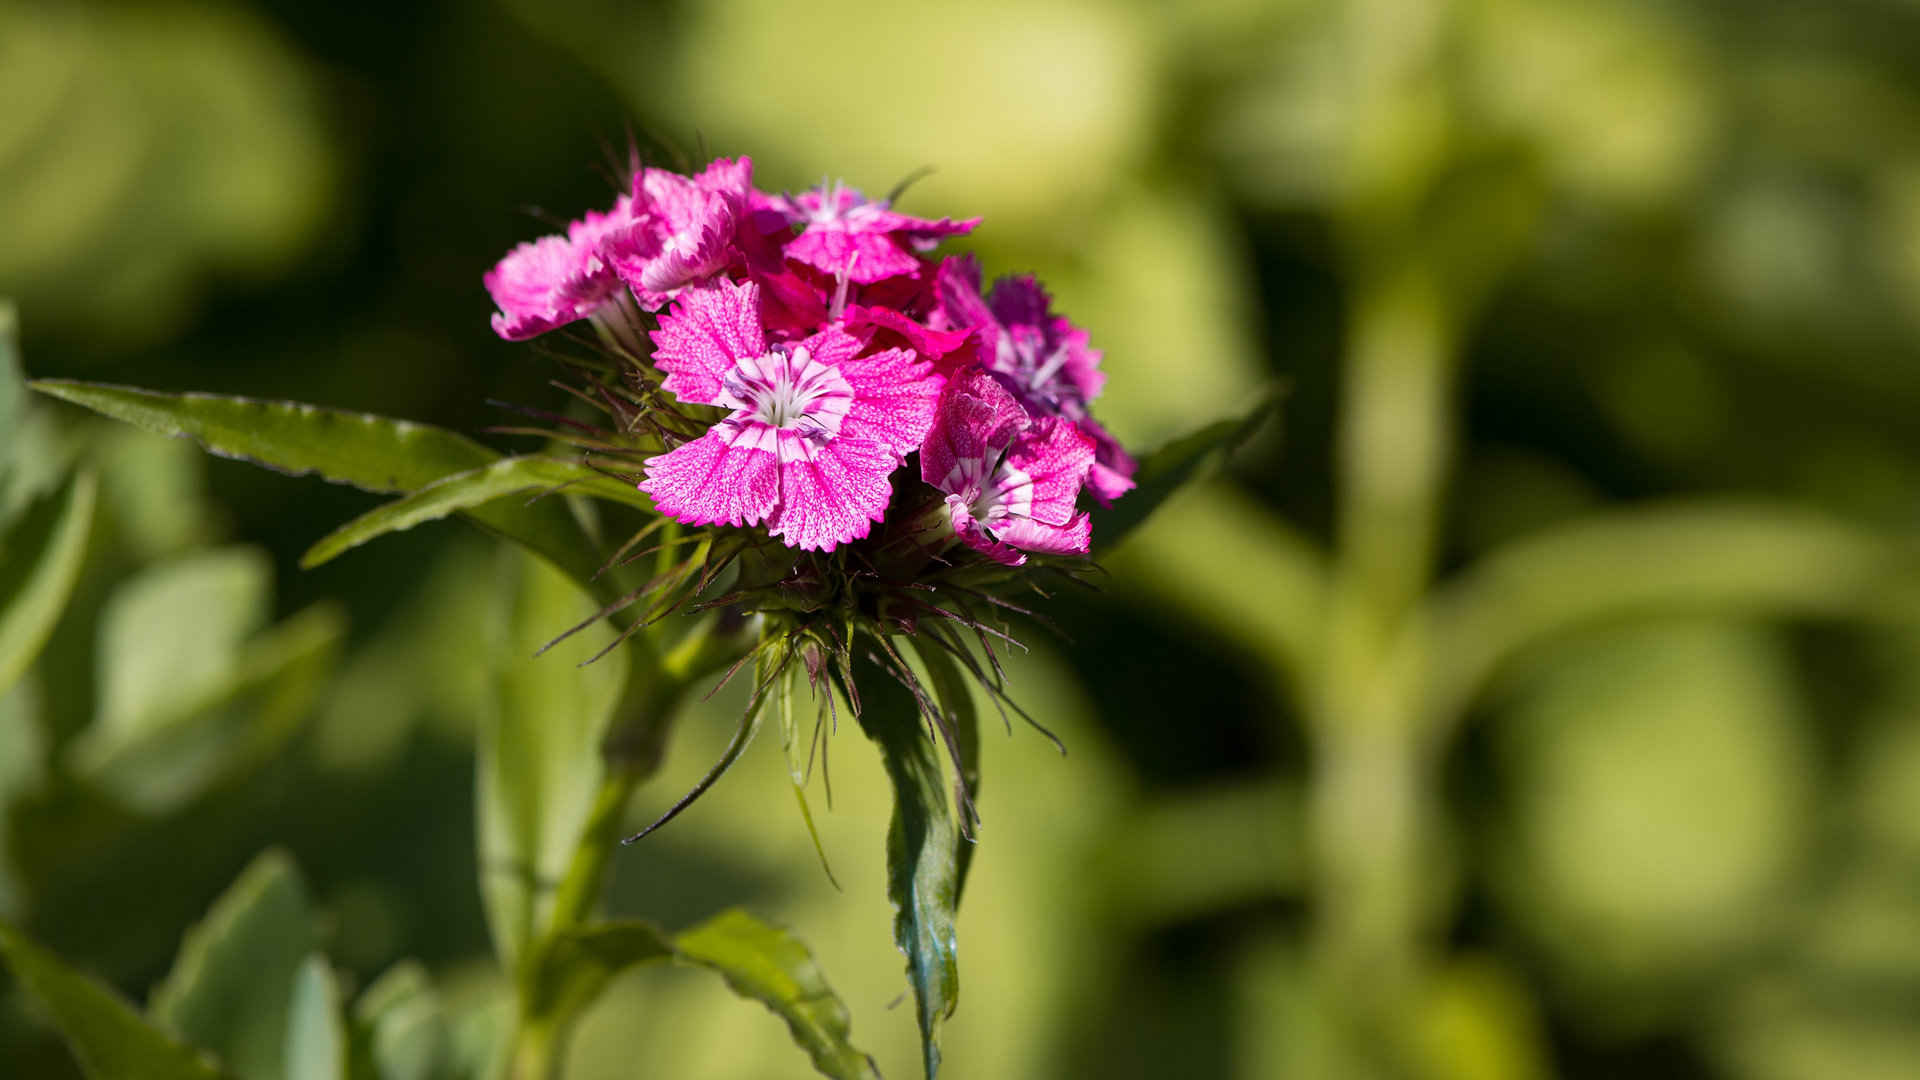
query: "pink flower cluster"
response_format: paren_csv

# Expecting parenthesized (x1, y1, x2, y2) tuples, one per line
(486, 156, 1135, 561)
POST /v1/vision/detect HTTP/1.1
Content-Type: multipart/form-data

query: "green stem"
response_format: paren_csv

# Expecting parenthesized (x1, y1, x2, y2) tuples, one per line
(506, 610, 760, 1080)
(1312, 264, 1453, 1072)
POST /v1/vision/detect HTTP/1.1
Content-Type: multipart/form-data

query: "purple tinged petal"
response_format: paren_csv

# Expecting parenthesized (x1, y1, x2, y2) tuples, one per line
(930, 255, 994, 332)
(1003, 415, 1095, 528)
(1075, 414, 1137, 505)
(992, 512, 1091, 557)
(920, 367, 1027, 495)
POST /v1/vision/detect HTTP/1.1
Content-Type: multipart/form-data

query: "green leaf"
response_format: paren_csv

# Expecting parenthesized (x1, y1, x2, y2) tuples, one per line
(301, 456, 652, 570)
(0, 300, 24, 490)
(148, 850, 315, 1080)
(674, 909, 882, 1080)
(528, 920, 675, 1026)
(0, 919, 226, 1080)
(285, 956, 347, 1080)
(476, 551, 629, 969)
(349, 962, 449, 1080)
(854, 650, 961, 1079)
(1091, 390, 1278, 556)
(26, 380, 610, 590)
(907, 639, 982, 901)
(70, 549, 345, 813)
(0, 469, 95, 696)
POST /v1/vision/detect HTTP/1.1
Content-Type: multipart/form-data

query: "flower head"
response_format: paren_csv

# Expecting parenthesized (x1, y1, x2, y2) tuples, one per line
(757, 180, 978, 285)
(932, 256, 1136, 503)
(484, 195, 634, 341)
(920, 367, 1093, 566)
(640, 279, 943, 551)
(607, 157, 754, 309)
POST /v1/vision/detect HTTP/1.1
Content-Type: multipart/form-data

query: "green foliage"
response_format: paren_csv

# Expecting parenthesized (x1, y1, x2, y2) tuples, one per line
(673, 909, 882, 1080)
(854, 651, 962, 1080)
(148, 850, 315, 1080)
(1090, 391, 1277, 557)
(301, 456, 652, 570)
(476, 552, 629, 969)
(0, 920, 227, 1080)
(350, 963, 452, 1080)
(0, 470, 95, 696)
(27, 381, 609, 589)
(284, 957, 347, 1080)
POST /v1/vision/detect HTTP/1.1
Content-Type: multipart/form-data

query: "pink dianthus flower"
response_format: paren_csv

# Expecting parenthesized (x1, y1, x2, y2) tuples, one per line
(606, 157, 753, 309)
(640, 279, 943, 552)
(931, 256, 1136, 503)
(484, 194, 636, 341)
(920, 367, 1094, 566)
(756, 180, 978, 285)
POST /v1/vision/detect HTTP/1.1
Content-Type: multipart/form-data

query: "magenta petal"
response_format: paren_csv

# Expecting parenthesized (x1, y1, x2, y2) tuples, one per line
(1076, 414, 1137, 505)
(485, 231, 620, 341)
(920, 367, 1027, 493)
(765, 438, 896, 551)
(993, 511, 1091, 557)
(842, 305, 974, 362)
(639, 431, 779, 528)
(947, 496, 1028, 567)
(1004, 416, 1095, 527)
(786, 229, 923, 283)
(649, 279, 767, 405)
(930, 255, 994, 332)
(833, 345, 943, 459)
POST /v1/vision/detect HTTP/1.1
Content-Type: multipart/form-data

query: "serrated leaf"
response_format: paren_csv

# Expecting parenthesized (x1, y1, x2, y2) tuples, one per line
(149, 850, 314, 1080)
(0, 919, 227, 1080)
(285, 956, 347, 1080)
(476, 551, 628, 969)
(1091, 391, 1277, 556)
(350, 962, 449, 1080)
(302, 456, 652, 570)
(26, 380, 610, 589)
(855, 651, 960, 1079)
(0, 469, 95, 696)
(674, 909, 882, 1080)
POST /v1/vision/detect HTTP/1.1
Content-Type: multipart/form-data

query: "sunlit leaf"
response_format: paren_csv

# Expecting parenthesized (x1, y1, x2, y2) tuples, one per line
(0, 919, 226, 1080)
(285, 956, 347, 1080)
(674, 909, 882, 1080)
(476, 551, 628, 969)
(148, 850, 314, 1080)
(301, 455, 652, 570)
(855, 651, 961, 1079)
(1091, 390, 1277, 556)
(528, 921, 675, 1026)
(908, 639, 981, 900)
(26, 380, 609, 588)
(0, 470, 95, 696)
(350, 962, 449, 1080)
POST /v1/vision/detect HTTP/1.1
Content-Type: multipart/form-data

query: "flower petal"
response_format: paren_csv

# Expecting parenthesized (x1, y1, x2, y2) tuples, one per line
(649, 278, 767, 406)
(765, 438, 897, 551)
(639, 430, 780, 528)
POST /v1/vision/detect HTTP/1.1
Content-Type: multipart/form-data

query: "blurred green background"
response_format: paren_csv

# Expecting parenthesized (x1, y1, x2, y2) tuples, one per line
(6, 0, 1920, 1077)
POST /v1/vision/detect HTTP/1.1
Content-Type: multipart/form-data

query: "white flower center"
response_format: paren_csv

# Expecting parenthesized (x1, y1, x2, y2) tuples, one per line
(716, 345, 855, 462)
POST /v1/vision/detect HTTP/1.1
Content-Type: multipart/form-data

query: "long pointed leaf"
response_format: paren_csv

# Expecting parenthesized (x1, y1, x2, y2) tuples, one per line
(26, 381, 608, 589)
(0, 920, 226, 1080)
(301, 456, 652, 570)
(855, 651, 960, 1079)
(1091, 390, 1278, 556)
(907, 640, 981, 901)
(674, 909, 882, 1080)
(0, 470, 95, 695)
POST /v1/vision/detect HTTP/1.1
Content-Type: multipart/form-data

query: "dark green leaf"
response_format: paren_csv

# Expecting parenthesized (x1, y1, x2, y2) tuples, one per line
(0, 301, 24, 489)
(907, 640, 981, 901)
(285, 956, 347, 1080)
(855, 651, 960, 1079)
(26, 381, 610, 589)
(302, 456, 652, 569)
(1091, 391, 1278, 556)
(674, 909, 882, 1080)
(148, 850, 314, 1080)
(0, 470, 95, 695)
(0, 919, 226, 1080)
